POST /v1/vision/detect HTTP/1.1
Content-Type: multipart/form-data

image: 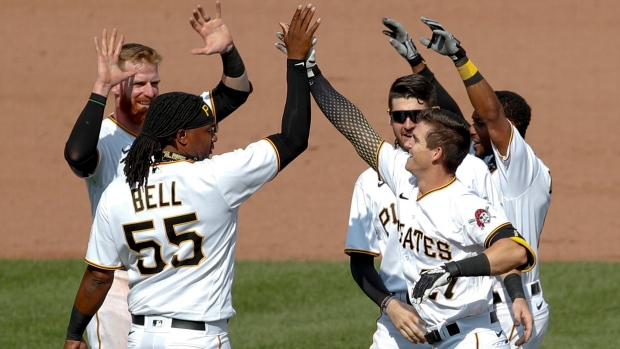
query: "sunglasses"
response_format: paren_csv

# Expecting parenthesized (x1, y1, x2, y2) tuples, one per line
(388, 109, 423, 123)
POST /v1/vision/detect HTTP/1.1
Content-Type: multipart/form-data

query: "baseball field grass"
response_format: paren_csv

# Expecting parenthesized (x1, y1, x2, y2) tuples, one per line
(0, 259, 618, 348)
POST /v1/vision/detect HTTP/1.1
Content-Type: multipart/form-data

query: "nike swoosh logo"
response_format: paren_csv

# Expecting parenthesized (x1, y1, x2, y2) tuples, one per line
(496, 331, 502, 337)
(378, 181, 385, 187)
(128, 330, 135, 335)
(399, 193, 409, 200)
(295, 62, 305, 67)
(537, 301, 543, 310)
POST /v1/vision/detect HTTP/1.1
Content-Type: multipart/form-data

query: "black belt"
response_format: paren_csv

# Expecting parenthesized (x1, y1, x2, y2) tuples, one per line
(131, 315, 205, 331)
(425, 311, 499, 345)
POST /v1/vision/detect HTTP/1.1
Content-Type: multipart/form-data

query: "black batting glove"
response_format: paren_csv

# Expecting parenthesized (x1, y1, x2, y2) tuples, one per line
(382, 18, 424, 67)
(411, 262, 460, 304)
(419, 17, 467, 64)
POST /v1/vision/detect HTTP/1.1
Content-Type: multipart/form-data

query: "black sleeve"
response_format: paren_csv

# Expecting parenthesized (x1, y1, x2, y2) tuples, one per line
(309, 66, 384, 171)
(349, 253, 392, 307)
(265, 59, 311, 170)
(64, 93, 107, 177)
(210, 81, 252, 124)
(418, 66, 464, 118)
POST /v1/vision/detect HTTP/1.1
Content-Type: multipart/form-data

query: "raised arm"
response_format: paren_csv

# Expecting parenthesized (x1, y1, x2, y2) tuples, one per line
(189, 1, 252, 122)
(64, 29, 137, 177)
(382, 18, 463, 118)
(419, 17, 511, 155)
(273, 33, 383, 171)
(265, 4, 321, 171)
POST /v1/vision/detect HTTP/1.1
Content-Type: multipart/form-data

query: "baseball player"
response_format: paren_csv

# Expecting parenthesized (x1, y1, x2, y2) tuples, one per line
(418, 17, 552, 348)
(62, 6, 320, 349)
(63, 2, 252, 348)
(306, 62, 536, 347)
(342, 19, 499, 348)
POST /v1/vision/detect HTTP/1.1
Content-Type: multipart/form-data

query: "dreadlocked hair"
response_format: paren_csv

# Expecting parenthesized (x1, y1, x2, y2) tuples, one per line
(122, 92, 207, 188)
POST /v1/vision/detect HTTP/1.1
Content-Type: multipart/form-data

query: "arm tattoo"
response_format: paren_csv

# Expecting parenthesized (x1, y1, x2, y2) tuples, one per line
(310, 75, 383, 170)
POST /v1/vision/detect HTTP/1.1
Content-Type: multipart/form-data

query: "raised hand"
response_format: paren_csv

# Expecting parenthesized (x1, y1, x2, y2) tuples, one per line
(381, 18, 423, 66)
(275, 29, 317, 76)
(189, 1, 234, 55)
(280, 4, 321, 61)
(410, 265, 452, 304)
(93, 29, 137, 92)
(419, 17, 466, 63)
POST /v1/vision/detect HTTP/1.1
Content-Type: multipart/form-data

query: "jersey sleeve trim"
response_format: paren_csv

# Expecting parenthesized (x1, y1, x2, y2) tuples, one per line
(509, 236, 537, 272)
(344, 248, 380, 257)
(483, 222, 513, 248)
(262, 137, 281, 172)
(208, 90, 217, 125)
(376, 140, 386, 181)
(85, 258, 124, 271)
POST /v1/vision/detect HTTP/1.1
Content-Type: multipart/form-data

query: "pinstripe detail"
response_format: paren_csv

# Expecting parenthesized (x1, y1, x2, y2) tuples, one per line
(475, 332, 479, 348)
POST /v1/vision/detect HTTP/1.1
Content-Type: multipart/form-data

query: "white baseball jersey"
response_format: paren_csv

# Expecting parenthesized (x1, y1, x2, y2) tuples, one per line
(86, 139, 278, 322)
(344, 152, 500, 294)
(76, 91, 214, 217)
(488, 124, 551, 286)
(377, 143, 517, 328)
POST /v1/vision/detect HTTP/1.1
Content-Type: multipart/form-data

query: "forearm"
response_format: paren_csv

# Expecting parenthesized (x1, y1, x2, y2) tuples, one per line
(484, 238, 529, 275)
(309, 67, 383, 170)
(418, 66, 463, 118)
(350, 254, 391, 307)
(64, 93, 106, 175)
(66, 266, 114, 340)
(219, 46, 251, 92)
(265, 59, 311, 170)
(210, 81, 252, 123)
(458, 59, 506, 126)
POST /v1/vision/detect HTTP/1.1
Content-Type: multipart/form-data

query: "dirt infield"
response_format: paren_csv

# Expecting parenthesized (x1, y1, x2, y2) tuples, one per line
(1, 0, 618, 261)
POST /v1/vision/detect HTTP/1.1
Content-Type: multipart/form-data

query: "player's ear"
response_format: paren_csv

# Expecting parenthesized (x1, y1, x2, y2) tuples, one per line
(431, 146, 443, 162)
(111, 83, 121, 98)
(176, 129, 189, 146)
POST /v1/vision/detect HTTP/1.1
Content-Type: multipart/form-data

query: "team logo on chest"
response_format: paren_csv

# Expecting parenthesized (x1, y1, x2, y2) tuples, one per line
(468, 206, 495, 229)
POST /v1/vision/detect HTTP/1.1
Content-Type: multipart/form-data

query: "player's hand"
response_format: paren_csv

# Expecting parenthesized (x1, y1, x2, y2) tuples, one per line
(411, 265, 452, 304)
(419, 17, 466, 63)
(189, 1, 234, 55)
(94, 29, 137, 90)
(63, 338, 88, 349)
(381, 18, 423, 66)
(512, 297, 533, 346)
(384, 299, 427, 344)
(275, 27, 317, 77)
(279, 4, 321, 61)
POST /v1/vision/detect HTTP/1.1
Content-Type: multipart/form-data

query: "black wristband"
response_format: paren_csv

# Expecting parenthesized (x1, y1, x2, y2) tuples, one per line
(308, 65, 322, 84)
(504, 273, 526, 302)
(66, 306, 93, 341)
(407, 54, 425, 67)
(450, 47, 467, 63)
(452, 253, 491, 277)
(221, 46, 245, 78)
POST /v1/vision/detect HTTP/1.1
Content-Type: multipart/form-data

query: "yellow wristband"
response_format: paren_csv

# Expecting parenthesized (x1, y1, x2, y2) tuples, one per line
(457, 60, 478, 81)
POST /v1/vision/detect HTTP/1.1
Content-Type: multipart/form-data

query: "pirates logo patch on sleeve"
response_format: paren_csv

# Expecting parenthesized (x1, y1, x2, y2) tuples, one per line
(468, 206, 495, 229)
